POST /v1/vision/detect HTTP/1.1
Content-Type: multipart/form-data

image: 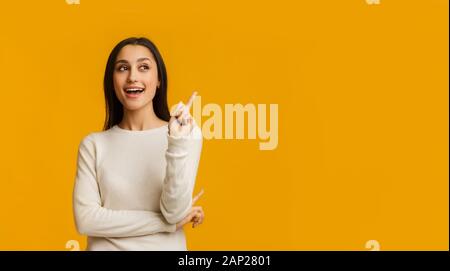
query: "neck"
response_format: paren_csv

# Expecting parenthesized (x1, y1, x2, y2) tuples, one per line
(119, 103, 165, 131)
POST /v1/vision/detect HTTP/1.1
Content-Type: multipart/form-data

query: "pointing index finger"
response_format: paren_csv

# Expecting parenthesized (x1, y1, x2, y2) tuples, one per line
(192, 188, 204, 204)
(184, 91, 197, 113)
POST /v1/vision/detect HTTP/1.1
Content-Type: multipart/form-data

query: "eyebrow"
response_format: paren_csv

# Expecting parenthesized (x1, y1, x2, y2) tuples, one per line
(115, 57, 152, 65)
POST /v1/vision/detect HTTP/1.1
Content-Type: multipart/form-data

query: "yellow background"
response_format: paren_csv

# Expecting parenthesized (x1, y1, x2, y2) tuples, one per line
(0, 0, 448, 250)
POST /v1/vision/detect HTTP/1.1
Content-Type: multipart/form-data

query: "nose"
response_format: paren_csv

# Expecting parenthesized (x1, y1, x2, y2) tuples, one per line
(127, 67, 138, 83)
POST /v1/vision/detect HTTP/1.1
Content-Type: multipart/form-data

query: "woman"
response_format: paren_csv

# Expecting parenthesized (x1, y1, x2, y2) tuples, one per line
(73, 37, 204, 251)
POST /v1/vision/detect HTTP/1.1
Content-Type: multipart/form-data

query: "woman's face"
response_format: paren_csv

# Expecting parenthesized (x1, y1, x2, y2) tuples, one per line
(113, 44, 160, 111)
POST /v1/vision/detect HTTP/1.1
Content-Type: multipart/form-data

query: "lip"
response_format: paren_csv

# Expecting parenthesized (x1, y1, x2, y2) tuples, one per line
(123, 86, 145, 99)
(124, 90, 145, 98)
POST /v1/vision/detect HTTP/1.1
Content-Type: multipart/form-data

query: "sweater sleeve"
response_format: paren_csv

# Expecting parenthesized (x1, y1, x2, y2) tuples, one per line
(160, 124, 203, 224)
(73, 135, 177, 238)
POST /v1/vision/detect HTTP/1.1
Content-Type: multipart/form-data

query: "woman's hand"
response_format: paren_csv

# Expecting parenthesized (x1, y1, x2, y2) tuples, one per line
(169, 91, 197, 137)
(176, 206, 204, 230)
(176, 189, 205, 230)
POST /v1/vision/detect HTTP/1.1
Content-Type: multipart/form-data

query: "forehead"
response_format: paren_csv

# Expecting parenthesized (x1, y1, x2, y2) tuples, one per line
(116, 44, 156, 62)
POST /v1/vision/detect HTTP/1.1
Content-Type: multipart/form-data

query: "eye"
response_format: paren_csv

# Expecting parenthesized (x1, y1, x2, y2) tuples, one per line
(139, 65, 150, 71)
(116, 65, 128, 72)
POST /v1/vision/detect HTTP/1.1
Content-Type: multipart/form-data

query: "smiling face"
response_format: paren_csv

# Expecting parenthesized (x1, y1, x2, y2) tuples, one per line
(113, 44, 160, 111)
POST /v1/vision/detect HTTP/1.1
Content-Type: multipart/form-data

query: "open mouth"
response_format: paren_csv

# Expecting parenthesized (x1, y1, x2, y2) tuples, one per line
(124, 87, 145, 97)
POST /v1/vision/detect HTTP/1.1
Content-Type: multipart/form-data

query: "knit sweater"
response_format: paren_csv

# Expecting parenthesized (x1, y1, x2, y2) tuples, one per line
(72, 123, 203, 250)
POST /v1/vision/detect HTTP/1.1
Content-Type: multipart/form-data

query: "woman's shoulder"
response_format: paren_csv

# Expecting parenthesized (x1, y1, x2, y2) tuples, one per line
(78, 128, 112, 147)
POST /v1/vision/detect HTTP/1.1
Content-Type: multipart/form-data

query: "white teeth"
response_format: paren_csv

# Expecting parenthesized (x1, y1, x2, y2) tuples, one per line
(125, 88, 145, 95)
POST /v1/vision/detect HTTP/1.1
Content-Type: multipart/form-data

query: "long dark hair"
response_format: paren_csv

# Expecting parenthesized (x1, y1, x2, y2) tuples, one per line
(103, 37, 170, 131)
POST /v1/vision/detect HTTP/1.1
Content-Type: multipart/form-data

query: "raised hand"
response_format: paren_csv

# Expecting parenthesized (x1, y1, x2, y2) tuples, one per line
(169, 91, 197, 137)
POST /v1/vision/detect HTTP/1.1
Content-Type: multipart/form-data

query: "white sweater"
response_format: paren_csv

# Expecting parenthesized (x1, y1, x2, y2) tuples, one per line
(72, 123, 203, 251)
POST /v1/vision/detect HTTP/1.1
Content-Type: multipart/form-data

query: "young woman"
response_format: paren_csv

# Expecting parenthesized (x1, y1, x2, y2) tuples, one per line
(73, 37, 204, 251)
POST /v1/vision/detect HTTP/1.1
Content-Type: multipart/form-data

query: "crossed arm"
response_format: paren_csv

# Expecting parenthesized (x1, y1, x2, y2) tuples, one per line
(73, 92, 204, 238)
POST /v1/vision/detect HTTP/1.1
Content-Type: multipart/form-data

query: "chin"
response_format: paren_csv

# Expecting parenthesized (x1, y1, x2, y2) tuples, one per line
(122, 100, 152, 111)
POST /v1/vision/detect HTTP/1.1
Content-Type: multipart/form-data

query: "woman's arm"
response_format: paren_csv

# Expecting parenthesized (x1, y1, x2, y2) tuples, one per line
(160, 125, 203, 224)
(160, 92, 204, 224)
(73, 135, 177, 238)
